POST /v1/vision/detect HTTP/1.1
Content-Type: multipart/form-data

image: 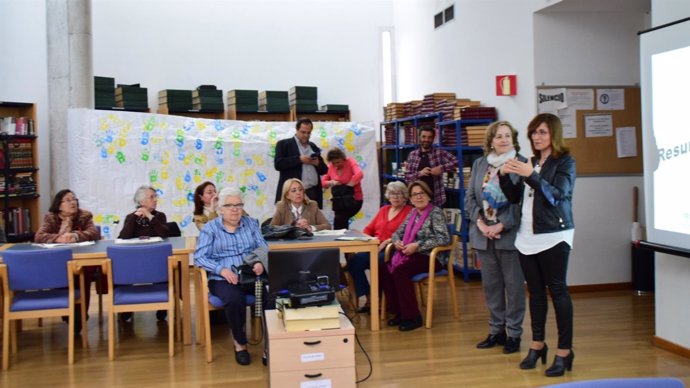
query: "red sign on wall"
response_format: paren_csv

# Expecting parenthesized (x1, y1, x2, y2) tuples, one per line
(496, 75, 517, 96)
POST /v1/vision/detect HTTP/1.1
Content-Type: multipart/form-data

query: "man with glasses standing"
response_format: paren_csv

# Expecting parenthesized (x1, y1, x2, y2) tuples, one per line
(195, 187, 268, 366)
(274, 118, 328, 208)
(404, 126, 458, 206)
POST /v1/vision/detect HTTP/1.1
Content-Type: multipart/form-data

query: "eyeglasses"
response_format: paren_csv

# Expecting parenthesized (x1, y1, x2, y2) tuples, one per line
(388, 192, 404, 198)
(222, 203, 244, 210)
(410, 192, 427, 198)
(62, 197, 78, 203)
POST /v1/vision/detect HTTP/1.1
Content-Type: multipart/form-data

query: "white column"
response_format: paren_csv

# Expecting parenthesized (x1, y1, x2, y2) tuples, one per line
(46, 0, 93, 193)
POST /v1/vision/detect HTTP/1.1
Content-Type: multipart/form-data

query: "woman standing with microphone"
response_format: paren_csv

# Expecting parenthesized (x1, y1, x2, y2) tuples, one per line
(500, 113, 576, 377)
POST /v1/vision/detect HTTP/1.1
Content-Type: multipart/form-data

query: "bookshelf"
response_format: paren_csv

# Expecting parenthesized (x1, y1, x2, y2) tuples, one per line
(0, 101, 40, 242)
(289, 107, 350, 122)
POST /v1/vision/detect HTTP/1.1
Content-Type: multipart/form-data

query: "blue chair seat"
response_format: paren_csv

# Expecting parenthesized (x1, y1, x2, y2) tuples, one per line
(113, 283, 169, 305)
(10, 289, 78, 312)
(411, 269, 448, 282)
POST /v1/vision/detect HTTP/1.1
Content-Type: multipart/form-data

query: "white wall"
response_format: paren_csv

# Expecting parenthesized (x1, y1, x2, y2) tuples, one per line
(0, 0, 51, 213)
(92, 0, 393, 125)
(392, 0, 541, 141)
(650, 0, 690, 353)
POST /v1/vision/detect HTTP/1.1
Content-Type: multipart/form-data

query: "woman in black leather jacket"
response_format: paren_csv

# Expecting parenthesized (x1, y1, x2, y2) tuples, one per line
(500, 113, 576, 378)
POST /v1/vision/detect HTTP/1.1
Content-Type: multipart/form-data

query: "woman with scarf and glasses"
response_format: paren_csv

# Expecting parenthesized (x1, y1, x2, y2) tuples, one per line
(380, 181, 450, 332)
(466, 121, 525, 355)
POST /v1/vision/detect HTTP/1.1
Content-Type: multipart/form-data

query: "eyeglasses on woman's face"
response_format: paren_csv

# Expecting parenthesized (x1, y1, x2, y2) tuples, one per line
(62, 197, 78, 204)
(388, 192, 403, 198)
(222, 203, 244, 210)
(410, 191, 427, 198)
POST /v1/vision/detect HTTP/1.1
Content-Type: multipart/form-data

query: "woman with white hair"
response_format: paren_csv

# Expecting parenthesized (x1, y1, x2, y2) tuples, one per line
(346, 180, 412, 313)
(118, 185, 171, 239)
(194, 187, 268, 366)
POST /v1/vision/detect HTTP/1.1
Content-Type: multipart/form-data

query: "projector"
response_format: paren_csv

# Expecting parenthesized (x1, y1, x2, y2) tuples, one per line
(288, 281, 335, 308)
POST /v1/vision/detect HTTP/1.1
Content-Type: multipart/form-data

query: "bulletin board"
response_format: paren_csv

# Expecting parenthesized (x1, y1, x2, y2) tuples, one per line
(536, 87, 642, 176)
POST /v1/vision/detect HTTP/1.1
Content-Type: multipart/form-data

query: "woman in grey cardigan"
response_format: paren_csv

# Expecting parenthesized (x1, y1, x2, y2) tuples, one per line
(465, 121, 525, 354)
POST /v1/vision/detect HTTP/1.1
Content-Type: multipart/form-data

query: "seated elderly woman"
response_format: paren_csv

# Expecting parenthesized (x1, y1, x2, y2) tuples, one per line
(347, 181, 412, 313)
(118, 185, 171, 239)
(194, 187, 268, 366)
(271, 178, 331, 232)
(380, 181, 450, 332)
(118, 185, 171, 322)
(35, 189, 101, 332)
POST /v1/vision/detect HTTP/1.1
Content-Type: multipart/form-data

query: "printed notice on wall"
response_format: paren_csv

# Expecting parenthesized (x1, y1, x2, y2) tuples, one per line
(596, 88, 625, 110)
(558, 89, 596, 138)
(584, 114, 613, 137)
(537, 88, 567, 113)
(616, 126, 637, 158)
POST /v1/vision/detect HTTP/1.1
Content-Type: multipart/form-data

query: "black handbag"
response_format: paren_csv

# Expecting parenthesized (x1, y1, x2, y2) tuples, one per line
(261, 224, 313, 240)
(232, 264, 267, 293)
(331, 185, 356, 212)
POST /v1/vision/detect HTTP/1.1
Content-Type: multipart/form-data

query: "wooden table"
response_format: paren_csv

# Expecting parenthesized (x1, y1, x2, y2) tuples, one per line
(0, 237, 196, 345)
(268, 234, 381, 331)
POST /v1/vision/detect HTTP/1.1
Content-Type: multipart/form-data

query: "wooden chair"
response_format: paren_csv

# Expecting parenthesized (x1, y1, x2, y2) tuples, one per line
(106, 243, 177, 360)
(1, 248, 86, 370)
(194, 266, 261, 363)
(380, 231, 460, 329)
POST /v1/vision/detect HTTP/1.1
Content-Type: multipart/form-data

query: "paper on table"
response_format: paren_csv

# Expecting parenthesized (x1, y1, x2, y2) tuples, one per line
(335, 236, 373, 241)
(312, 229, 347, 236)
(32, 241, 96, 248)
(114, 236, 164, 244)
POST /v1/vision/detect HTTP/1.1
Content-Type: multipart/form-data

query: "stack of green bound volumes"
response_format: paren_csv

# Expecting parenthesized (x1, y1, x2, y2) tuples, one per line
(227, 90, 259, 112)
(289, 86, 318, 112)
(192, 85, 224, 112)
(158, 89, 193, 111)
(320, 104, 349, 113)
(115, 84, 148, 109)
(259, 90, 290, 112)
(95, 76, 116, 108)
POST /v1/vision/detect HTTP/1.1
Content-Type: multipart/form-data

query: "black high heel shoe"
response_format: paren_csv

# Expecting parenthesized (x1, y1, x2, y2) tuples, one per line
(519, 343, 548, 370)
(545, 350, 574, 377)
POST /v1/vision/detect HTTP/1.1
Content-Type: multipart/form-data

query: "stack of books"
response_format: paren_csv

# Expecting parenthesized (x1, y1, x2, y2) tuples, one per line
(227, 90, 259, 113)
(404, 100, 423, 117)
(94, 76, 116, 108)
(437, 99, 481, 121)
(454, 106, 497, 120)
(7, 139, 33, 168)
(465, 125, 488, 146)
(258, 90, 290, 112)
(4, 207, 32, 236)
(422, 92, 456, 115)
(289, 86, 318, 113)
(383, 102, 406, 121)
(115, 84, 148, 109)
(159, 89, 193, 111)
(0, 117, 34, 136)
(279, 301, 341, 332)
(320, 104, 349, 113)
(192, 86, 223, 112)
(383, 124, 396, 145)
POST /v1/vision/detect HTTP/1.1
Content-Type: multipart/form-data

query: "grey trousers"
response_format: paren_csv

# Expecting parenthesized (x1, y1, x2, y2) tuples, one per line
(476, 241, 526, 338)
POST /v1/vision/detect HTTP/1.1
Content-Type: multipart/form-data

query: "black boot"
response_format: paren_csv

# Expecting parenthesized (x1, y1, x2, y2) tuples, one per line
(476, 332, 507, 349)
(503, 337, 521, 354)
(545, 350, 574, 377)
(519, 343, 548, 369)
(398, 315, 423, 331)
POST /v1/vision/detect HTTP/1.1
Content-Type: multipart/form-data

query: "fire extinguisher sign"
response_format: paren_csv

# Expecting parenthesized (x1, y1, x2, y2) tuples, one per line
(496, 75, 517, 96)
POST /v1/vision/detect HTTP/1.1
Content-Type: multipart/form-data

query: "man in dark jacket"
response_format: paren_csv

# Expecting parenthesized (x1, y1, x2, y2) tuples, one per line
(274, 118, 328, 208)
